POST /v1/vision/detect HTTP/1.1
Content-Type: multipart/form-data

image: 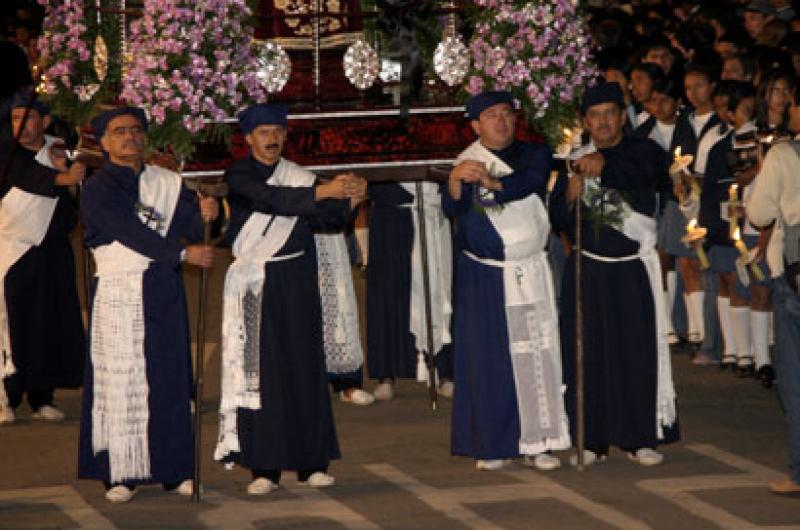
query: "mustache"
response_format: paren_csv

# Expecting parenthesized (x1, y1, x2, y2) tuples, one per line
(264, 144, 280, 149)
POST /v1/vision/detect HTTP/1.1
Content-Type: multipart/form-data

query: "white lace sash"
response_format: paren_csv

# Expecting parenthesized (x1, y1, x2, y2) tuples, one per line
(216, 158, 315, 462)
(89, 164, 181, 483)
(315, 233, 363, 374)
(398, 182, 453, 381)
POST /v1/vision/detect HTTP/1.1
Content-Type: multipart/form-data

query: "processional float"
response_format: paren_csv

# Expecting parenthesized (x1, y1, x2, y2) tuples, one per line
(36, 0, 595, 501)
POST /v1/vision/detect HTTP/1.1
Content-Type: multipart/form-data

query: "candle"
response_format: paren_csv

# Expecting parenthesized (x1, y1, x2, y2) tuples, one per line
(732, 227, 765, 281)
(670, 146, 694, 176)
(728, 184, 739, 239)
(684, 218, 710, 269)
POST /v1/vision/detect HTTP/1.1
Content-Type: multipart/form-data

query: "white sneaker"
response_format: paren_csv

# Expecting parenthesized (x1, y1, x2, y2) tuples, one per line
(373, 382, 394, 401)
(475, 459, 509, 471)
(523, 453, 562, 471)
(568, 450, 607, 467)
(340, 389, 375, 406)
(437, 381, 454, 399)
(175, 479, 195, 496)
(247, 477, 278, 495)
(299, 471, 335, 488)
(105, 485, 136, 503)
(627, 448, 664, 466)
(32, 405, 65, 421)
(0, 407, 14, 425)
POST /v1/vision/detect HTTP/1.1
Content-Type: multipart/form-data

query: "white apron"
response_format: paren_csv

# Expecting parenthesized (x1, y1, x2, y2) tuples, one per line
(0, 136, 61, 405)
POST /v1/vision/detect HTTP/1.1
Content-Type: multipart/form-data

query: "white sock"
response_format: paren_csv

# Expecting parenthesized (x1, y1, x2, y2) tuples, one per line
(730, 306, 752, 364)
(354, 228, 369, 266)
(768, 311, 775, 346)
(665, 271, 677, 335)
(717, 297, 735, 358)
(751, 310, 771, 369)
(688, 291, 706, 341)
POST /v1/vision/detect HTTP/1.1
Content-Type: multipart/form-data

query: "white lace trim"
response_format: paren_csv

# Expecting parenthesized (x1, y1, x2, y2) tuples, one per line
(315, 233, 363, 374)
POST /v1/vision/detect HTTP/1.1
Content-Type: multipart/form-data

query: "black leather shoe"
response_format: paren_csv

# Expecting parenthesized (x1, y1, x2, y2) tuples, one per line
(720, 356, 737, 372)
(757, 365, 775, 388)
(736, 364, 755, 378)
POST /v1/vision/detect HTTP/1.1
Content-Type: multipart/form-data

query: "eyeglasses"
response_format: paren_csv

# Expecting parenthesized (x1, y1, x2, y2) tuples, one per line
(108, 126, 144, 137)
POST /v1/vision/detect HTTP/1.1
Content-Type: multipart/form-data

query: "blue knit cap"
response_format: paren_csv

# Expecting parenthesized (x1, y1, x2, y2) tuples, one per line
(239, 103, 289, 133)
(90, 106, 148, 138)
(465, 91, 514, 120)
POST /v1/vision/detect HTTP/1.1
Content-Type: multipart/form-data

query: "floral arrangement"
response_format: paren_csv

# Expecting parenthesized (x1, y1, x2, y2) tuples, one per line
(37, 0, 266, 159)
(121, 0, 266, 157)
(466, 0, 597, 146)
(582, 179, 630, 239)
(37, 0, 123, 126)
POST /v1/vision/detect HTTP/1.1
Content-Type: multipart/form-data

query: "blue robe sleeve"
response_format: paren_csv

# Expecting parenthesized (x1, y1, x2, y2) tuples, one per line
(225, 161, 317, 217)
(548, 170, 574, 234)
(306, 197, 353, 231)
(441, 181, 475, 217)
(81, 177, 184, 266)
(493, 144, 552, 205)
(168, 186, 206, 244)
(599, 138, 659, 216)
(0, 141, 57, 197)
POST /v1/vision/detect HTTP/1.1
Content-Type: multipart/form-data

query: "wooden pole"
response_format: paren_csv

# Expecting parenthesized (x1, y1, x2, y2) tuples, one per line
(574, 171, 585, 471)
(192, 219, 212, 502)
(414, 180, 439, 411)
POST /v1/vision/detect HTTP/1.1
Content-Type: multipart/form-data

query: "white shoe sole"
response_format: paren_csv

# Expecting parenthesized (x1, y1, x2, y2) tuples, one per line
(247, 478, 278, 495)
(105, 486, 136, 503)
(300, 472, 335, 488)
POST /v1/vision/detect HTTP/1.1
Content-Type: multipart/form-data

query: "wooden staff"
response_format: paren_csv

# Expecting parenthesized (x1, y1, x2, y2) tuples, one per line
(183, 177, 228, 502)
(567, 159, 586, 471)
(414, 180, 439, 411)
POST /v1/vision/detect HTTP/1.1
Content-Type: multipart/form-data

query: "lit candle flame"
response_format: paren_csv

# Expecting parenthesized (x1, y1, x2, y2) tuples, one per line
(674, 146, 682, 159)
(687, 218, 697, 231)
(733, 226, 741, 241)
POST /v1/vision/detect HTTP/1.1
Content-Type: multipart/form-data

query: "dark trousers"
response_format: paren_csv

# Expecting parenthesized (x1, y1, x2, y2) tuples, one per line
(2, 374, 53, 410)
(329, 367, 363, 393)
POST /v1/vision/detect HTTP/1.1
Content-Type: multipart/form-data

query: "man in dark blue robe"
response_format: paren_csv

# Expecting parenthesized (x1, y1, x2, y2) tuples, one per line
(366, 180, 454, 400)
(215, 103, 366, 495)
(78, 107, 217, 503)
(550, 83, 680, 467)
(0, 92, 85, 424)
(445, 91, 569, 472)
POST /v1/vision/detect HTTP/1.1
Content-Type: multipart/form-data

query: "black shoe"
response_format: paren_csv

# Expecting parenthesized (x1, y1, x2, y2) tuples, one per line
(757, 365, 775, 388)
(720, 356, 737, 372)
(736, 363, 755, 378)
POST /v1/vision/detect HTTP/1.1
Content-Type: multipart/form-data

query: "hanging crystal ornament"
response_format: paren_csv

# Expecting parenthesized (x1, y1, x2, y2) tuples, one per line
(93, 37, 109, 82)
(93, 0, 108, 82)
(434, 36, 469, 87)
(343, 39, 379, 91)
(434, 1, 469, 87)
(252, 41, 292, 94)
